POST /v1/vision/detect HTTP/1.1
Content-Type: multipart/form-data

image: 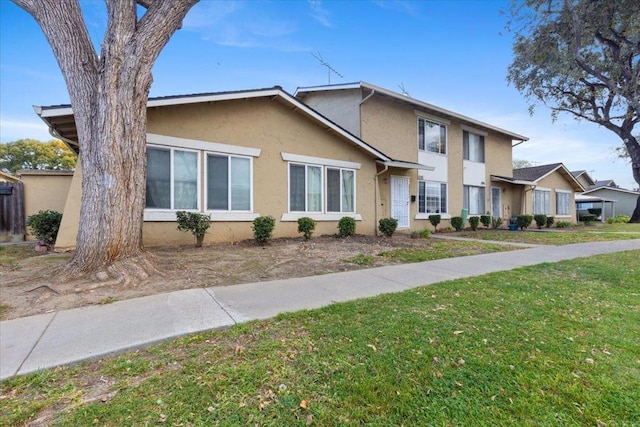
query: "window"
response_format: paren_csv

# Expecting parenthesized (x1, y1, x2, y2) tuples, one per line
(463, 185, 485, 215)
(418, 181, 447, 214)
(146, 146, 198, 210)
(463, 131, 485, 163)
(206, 154, 251, 211)
(556, 191, 570, 215)
(289, 163, 355, 213)
(418, 118, 447, 154)
(533, 189, 550, 215)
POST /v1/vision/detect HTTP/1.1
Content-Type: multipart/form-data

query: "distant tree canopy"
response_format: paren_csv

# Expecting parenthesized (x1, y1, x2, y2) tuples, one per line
(506, 0, 640, 222)
(0, 138, 77, 175)
(513, 159, 533, 169)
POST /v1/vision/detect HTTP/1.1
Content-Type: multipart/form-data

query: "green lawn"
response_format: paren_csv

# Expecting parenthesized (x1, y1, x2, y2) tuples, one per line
(457, 222, 640, 245)
(2, 250, 639, 426)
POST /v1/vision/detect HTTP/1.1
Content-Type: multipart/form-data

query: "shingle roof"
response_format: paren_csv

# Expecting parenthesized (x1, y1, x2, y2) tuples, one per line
(513, 163, 563, 181)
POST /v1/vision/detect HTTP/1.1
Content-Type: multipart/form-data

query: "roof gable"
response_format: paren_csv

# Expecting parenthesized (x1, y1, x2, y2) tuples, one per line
(514, 163, 584, 192)
(34, 87, 394, 163)
(295, 81, 529, 142)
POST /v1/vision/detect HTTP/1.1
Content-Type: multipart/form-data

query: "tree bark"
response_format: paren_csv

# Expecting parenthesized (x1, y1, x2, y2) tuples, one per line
(14, 0, 198, 283)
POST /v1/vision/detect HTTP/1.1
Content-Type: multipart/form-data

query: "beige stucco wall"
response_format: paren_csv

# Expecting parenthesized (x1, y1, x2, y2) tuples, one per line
(521, 171, 577, 222)
(300, 89, 363, 137)
(19, 171, 73, 240)
(357, 95, 516, 229)
(54, 96, 383, 249)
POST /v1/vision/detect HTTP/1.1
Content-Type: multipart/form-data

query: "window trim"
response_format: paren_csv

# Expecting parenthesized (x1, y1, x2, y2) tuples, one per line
(417, 180, 448, 215)
(204, 152, 254, 214)
(417, 117, 447, 155)
(145, 144, 201, 214)
(284, 160, 358, 220)
(463, 130, 485, 163)
(555, 189, 572, 217)
(463, 185, 486, 215)
(533, 188, 551, 215)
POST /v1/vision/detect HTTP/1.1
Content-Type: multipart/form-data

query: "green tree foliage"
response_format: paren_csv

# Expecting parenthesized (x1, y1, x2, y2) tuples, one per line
(507, 0, 640, 222)
(0, 139, 76, 175)
(513, 159, 533, 169)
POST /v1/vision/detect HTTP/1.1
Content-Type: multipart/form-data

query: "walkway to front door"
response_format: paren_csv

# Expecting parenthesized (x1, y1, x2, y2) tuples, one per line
(391, 176, 410, 228)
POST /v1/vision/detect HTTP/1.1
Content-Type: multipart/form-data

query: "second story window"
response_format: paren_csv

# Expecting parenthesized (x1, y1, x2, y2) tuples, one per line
(463, 130, 485, 163)
(418, 118, 447, 154)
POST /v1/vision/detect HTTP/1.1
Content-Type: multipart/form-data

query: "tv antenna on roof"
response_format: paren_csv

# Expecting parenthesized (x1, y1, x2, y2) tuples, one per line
(398, 83, 410, 97)
(311, 51, 343, 85)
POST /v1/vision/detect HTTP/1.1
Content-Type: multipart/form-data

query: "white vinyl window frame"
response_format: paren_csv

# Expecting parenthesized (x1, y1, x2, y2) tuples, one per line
(417, 117, 447, 155)
(417, 181, 448, 215)
(145, 144, 201, 213)
(555, 190, 572, 217)
(463, 130, 485, 163)
(281, 152, 361, 222)
(463, 185, 486, 215)
(204, 153, 254, 214)
(144, 134, 261, 221)
(533, 188, 551, 215)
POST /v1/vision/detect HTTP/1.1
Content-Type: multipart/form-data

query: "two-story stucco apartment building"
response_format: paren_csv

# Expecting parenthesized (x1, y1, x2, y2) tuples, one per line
(35, 82, 580, 248)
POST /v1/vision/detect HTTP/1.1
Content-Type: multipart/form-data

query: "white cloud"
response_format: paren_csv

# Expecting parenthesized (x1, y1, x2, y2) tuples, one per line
(0, 117, 51, 142)
(307, 1, 332, 28)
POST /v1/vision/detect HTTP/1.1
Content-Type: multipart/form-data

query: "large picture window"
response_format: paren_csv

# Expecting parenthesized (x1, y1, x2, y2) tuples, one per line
(418, 118, 447, 154)
(146, 146, 198, 210)
(533, 189, 551, 215)
(463, 185, 485, 215)
(556, 191, 570, 215)
(289, 163, 355, 213)
(206, 154, 251, 211)
(418, 181, 447, 214)
(463, 131, 485, 163)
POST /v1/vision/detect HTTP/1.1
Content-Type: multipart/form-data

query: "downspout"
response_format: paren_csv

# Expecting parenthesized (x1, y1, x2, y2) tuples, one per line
(374, 163, 389, 236)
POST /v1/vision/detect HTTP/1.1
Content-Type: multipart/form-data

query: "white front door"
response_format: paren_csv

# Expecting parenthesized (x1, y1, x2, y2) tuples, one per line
(491, 186, 502, 219)
(391, 176, 410, 228)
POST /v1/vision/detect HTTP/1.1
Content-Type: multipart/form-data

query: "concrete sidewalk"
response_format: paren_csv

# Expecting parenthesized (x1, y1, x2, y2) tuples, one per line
(2, 239, 639, 380)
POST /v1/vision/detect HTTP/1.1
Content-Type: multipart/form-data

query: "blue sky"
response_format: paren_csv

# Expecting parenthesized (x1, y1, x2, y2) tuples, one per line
(0, 0, 635, 189)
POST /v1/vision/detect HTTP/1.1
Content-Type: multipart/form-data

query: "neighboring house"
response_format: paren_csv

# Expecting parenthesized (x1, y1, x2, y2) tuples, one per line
(571, 170, 596, 190)
(35, 87, 429, 249)
(579, 187, 639, 219)
(17, 169, 74, 239)
(295, 82, 529, 229)
(571, 169, 639, 219)
(494, 163, 584, 222)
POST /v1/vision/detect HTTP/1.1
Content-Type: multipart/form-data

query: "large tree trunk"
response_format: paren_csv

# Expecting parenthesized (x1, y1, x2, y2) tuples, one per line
(623, 135, 640, 223)
(14, 0, 198, 283)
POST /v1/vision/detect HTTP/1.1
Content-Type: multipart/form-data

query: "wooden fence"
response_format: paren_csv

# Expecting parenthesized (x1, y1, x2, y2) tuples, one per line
(0, 182, 25, 242)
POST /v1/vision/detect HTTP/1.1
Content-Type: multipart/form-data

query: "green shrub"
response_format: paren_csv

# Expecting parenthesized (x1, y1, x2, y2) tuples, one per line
(252, 215, 276, 245)
(469, 216, 480, 231)
(579, 213, 596, 225)
(606, 214, 630, 224)
(411, 228, 431, 239)
(337, 216, 356, 237)
(176, 211, 211, 247)
(428, 214, 441, 232)
(516, 214, 533, 230)
(297, 217, 316, 240)
(26, 210, 62, 246)
(546, 216, 555, 228)
(378, 217, 398, 237)
(451, 216, 464, 231)
(556, 221, 571, 228)
(491, 216, 503, 229)
(587, 208, 602, 217)
(480, 215, 491, 228)
(533, 214, 547, 229)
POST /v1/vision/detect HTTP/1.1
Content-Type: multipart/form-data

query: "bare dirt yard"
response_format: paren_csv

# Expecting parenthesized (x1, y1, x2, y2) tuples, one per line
(1, 234, 514, 321)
